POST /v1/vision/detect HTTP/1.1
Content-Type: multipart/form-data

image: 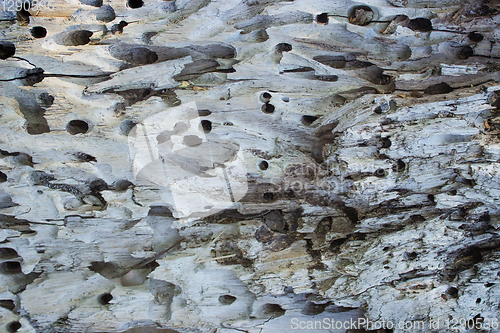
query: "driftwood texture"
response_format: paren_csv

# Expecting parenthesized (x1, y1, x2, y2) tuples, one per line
(1, 0, 500, 332)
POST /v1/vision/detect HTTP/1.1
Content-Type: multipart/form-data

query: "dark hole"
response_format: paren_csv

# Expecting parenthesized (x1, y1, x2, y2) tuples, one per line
(218, 294, 237, 305)
(98, 293, 113, 305)
(404, 251, 417, 260)
(381, 137, 391, 148)
(316, 13, 329, 25)
(392, 159, 406, 172)
(374, 168, 386, 178)
(468, 31, 484, 43)
(410, 214, 425, 222)
(301, 115, 318, 126)
(275, 43, 292, 52)
(17, 9, 30, 24)
(301, 301, 326, 315)
(0, 41, 16, 60)
(148, 205, 173, 217)
(347, 5, 374, 26)
(407, 17, 433, 32)
(446, 286, 458, 298)
(258, 160, 269, 170)
(127, 0, 143, 8)
(343, 206, 359, 224)
(262, 303, 286, 317)
(198, 109, 212, 116)
(479, 212, 490, 222)
(428, 194, 435, 204)
(476, 298, 481, 304)
(30, 26, 47, 39)
(261, 103, 275, 114)
(329, 237, 347, 251)
(263, 192, 275, 201)
(6, 321, 21, 333)
(223, 122, 233, 126)
(0, 300, 15, 311)
(259, 92, 272, 103)
(0, 171, 6, 183)
(485, 282, 494, 287)
(0, 261, 22, 275)
(384, 266, 390, 269)
(424, 82, 454, 95)
(0, 248, 19, 260)
(448, 189, 457, 195)
(373, 106, 383, 114)
(66, 120, 89, 135)
(201, 120, 212, 133)
(456, 45, 474, 60)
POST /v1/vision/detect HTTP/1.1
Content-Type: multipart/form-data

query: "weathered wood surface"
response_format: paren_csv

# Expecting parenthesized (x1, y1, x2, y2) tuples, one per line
(1, 0, 500, 332)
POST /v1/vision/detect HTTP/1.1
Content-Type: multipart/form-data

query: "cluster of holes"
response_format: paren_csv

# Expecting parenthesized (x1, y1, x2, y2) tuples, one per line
(260, 92, 275, 114)
(66, 120, 90, 135)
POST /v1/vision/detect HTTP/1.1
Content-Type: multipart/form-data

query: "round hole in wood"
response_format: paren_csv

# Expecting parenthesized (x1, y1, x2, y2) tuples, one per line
(127, 0, 143, 8)
(218, 294, 236, 305)
(201, 120, 212, 133)
(261, 103, 275, 114)
(301, 115, 318, 126)
(66, 120, 90, 135)
(374, 168, 386, 178)
(258, 160, 269, 170)
(0, 261, 22, 275)
(30, 26, 47, 38)
(98, 293, 113, 305)
(259, 92, 272, 103)
(347, 5, 374, 26)
(316, 13, 329, 25)
(0, 248, 19, 260)
(7, 321, 21, 333)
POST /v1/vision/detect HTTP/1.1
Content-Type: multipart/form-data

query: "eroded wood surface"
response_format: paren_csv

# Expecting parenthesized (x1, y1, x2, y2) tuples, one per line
(1, 0, 500, 332)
